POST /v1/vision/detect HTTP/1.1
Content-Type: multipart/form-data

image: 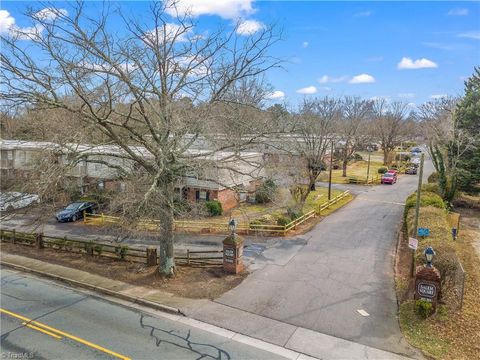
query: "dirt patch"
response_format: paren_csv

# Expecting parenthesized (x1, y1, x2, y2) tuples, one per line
(0, 242, 247, 299)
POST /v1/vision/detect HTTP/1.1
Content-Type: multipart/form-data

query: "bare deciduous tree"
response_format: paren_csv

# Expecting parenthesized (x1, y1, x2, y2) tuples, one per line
(370, 100, 409, 165)
(288, 97, 340, 210)
(337, 97, 372, 177)
(0, 1, 282, 275)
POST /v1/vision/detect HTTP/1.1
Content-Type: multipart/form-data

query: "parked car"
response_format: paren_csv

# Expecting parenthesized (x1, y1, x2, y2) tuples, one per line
(387, 169, 398, 175)
(381, 172, 397, 184)
(405, 167, 418, 175)
(55, 201, 97, 222)
(0, 192, 40, 212)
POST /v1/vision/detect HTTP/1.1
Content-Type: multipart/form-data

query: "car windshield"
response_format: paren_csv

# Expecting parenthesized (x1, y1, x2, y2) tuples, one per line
(65, 203, 83, 210)
(383, 173, 393, 177)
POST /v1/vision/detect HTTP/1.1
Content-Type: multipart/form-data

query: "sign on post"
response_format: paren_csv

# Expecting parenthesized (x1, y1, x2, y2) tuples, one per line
(408, 237, 418, 250)
(418, 228, 430, 237)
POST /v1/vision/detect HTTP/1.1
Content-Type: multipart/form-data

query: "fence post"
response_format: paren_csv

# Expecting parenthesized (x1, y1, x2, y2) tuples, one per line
(85, 242, 94, 258)
(146, 247, 157, 266)
(35, 233, 44, 249)
(187, 249, 190, 265)
(12, 229, 16, 244)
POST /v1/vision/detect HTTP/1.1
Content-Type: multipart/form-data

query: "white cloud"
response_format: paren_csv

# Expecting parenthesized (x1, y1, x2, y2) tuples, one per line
(35, 8, 68, 21)
(422, 42, 454, 51)
(0, 8, 67, 40)
(398, 93, 415, 98)
(145, 23, 190, 44)
(267, 90, 285, 99)
(448, 8, 469, 16)
(318, 75, 348, 84)
(165, 0, 255, 20)
(354, 11, 372, 17)
(458, 31, 480, 40)
(349, 74, 375, 84)
(10, 24, 43, 40)
(430, 94, 447, 99)
(302, 41, 309, 48)
(397, 57, 438, 69)
(0, 10, 15, 34)
(237, 20, 264, 35)
(296, 86, 317, 94)
(320, 87, 332, 91)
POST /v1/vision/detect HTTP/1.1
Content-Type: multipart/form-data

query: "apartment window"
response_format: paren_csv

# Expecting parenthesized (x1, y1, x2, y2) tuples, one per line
(98, 181, 105, 190)
(195, 190, 210, 201)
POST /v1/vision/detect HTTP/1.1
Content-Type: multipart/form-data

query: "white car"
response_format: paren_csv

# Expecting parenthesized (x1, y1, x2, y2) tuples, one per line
(0, 192, 40, 212)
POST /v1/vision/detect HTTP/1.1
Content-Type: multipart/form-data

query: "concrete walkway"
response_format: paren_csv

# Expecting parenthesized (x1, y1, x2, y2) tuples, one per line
(1, 253, 409, 359)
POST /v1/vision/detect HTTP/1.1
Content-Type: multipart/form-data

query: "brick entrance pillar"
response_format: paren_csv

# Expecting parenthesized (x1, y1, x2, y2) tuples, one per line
(414, 265, 441, 312)
(223, 234, 244, 274)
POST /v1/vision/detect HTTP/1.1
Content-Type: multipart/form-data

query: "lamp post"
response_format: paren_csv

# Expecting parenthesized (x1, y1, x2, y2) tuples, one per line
(366, 146, 372, 184)
(424, 246, 435, 267)
(328, 140, 334, 201)
(228, 218, 237, 236)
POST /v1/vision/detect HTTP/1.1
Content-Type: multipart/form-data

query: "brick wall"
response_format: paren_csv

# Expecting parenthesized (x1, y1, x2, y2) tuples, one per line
(217, 188, 238, 211)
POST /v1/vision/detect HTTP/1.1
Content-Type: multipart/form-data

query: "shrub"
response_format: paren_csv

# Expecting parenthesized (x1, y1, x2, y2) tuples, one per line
(396, 153, 411, 162)
(405, 191, 446, 218)
(378, 167, 388, 174)
(415, 299, 433, 319)
(205, 200, 223, 216)
(94, 244, 103, 256)
(115, 245, 128, 260)
(287, 207, 303, 220)
(276, 215, 290, 226)
(428, 172, 439, 184)
(255, 179, 278, 204)
(422, 183, 440, 195)
(352, 153, 363, 161)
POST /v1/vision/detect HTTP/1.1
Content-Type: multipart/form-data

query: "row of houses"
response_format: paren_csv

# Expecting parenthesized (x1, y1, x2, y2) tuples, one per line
(0, 140, 265, 211)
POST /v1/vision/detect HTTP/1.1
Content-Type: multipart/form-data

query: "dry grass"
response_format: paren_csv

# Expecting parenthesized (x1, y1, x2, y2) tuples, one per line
(318, 157, 385, 184)
(399, 208, 480, 359)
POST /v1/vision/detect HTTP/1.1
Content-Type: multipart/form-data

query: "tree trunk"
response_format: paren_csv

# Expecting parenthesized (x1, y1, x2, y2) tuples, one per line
(383, 150, 388, 166)
(342, 159, 348, 177)
(158, 182, 175, 276)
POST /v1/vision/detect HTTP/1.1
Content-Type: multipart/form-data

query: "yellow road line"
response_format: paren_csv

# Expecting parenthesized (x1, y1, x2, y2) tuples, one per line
(1, 308, 131, 360)
(22, 322, 62, 340)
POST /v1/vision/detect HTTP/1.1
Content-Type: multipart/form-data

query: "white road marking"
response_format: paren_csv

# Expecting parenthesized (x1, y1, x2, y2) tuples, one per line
(357, 309, 370, 317)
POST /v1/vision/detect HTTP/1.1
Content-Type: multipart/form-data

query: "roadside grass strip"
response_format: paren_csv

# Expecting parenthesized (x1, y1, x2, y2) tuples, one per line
(0, 308, 131, 360)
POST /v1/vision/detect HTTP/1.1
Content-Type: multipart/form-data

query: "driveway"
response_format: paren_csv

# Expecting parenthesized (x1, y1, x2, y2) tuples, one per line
(214, 159, 434, 356)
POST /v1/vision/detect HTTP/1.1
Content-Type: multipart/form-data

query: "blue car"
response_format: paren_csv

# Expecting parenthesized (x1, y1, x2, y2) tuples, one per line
(55, 201, 97, 222)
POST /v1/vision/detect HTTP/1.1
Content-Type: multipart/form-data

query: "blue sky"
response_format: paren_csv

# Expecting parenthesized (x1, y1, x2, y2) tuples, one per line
(1, 1, 479, 108)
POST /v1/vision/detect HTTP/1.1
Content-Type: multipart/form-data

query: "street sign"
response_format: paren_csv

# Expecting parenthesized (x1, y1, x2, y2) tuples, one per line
(408, 237, 418, 250)
(418, 228, 430, 237)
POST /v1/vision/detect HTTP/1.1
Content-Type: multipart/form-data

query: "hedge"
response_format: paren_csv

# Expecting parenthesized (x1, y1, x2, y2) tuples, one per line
(404, 191, 445, 220)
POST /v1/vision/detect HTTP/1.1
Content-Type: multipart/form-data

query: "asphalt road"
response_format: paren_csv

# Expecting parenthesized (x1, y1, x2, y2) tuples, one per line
(215, 159, 434, 356)
(0, 268, 293, 360)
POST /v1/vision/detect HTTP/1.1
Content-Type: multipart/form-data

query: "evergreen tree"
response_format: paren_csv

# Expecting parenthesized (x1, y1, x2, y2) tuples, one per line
(456, 67, 480, 192)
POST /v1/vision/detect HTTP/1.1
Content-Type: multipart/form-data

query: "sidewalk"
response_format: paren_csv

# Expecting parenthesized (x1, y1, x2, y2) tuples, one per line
(1, 253, 410, 360)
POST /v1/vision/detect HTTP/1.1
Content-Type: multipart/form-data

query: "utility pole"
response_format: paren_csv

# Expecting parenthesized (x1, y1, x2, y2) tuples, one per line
(366, 147, 372, 183)
(328, 140, 334, 200)
(411, 153, 425, 277)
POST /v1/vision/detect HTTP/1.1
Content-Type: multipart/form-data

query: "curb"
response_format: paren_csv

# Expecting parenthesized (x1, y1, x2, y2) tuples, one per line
(1, 261, 184, 316)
